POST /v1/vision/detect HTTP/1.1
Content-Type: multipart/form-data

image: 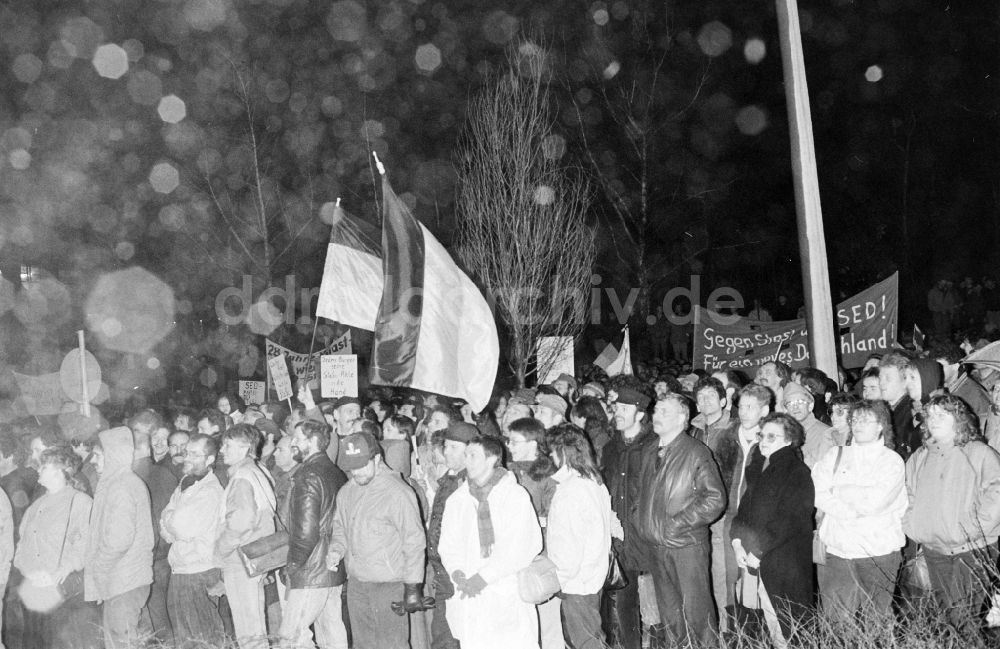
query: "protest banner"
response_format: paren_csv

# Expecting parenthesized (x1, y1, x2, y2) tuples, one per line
(321, 354, 359, 398)
(238, 380, 266, 405)
(265, 333, 350, 384)
(835, 272, 898, 368)
(537, 336, 574, 386)
(693, 272, 898, 371)
(327, 330, 352, 355)
(267, 354, 294, 401)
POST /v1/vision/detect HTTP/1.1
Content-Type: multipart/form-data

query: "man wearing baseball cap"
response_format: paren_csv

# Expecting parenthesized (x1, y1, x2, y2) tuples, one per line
(601, 387, 655, 649)
(327, 432, 431, 648)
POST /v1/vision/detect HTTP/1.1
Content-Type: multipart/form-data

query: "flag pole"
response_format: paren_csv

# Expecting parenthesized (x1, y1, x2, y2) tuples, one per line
(77, 330, 91, 418)
(775, 0, 837, 378)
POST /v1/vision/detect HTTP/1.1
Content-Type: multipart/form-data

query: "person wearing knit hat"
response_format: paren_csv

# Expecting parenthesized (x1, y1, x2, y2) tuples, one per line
(782, 381, 837, 468)
(579, 382, 606, 400)
(330, 397, 362, 438)
(328, 432, 431, 648)
(534, 394, 568, 429)
(552, 374, 577, 402)
(444, 422, 479, 444)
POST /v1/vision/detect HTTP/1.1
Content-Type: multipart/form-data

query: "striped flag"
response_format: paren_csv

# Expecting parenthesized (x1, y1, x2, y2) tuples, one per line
(316, 171, 499, 412)
(605, 326, 634, 377)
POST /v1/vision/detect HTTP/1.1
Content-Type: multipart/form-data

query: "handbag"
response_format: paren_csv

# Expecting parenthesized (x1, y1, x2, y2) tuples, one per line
(813, 446, 844, 566)
(902, 546, 932, 592)
(517, 555, 561, 604)
(238, 468, 287, 578)
(604, 547, 628, 590)
(56, 492, 84, 601)
(737, 566, 760, 609)
(238, 530, 289, 578)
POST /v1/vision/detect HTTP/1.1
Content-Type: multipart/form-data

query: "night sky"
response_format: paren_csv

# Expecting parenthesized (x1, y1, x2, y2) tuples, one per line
(0, 0, 996, 400)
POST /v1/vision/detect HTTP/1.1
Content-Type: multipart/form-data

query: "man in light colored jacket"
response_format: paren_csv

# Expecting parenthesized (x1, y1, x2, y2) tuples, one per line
(439, 436, 542, 649)
(327, 431, 428, 649)
(160, 433, 226, 647)
(215, 424, 276, 649)
(85, 426, 155, 649)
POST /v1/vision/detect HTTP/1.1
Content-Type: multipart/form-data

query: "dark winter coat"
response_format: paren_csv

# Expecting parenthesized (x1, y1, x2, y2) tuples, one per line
(286, 451, 348, 589)
(428, 470, 466, 599)
(731, 445, 815, 627)
(602, 428, 657, 571)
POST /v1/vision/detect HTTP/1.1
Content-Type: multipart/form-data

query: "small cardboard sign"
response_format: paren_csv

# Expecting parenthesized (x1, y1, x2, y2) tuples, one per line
(320, 354, 358, 398)
(238, 380, 266, 405)
(267, 354, 294, 401)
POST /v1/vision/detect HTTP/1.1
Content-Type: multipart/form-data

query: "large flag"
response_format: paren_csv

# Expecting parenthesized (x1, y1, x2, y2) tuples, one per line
(605, 327, 634, 377)
(315, 201, 383, 330)
(315, 169, 499, 412)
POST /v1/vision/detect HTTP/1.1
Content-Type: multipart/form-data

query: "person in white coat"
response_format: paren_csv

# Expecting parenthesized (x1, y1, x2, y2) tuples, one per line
(546, 425, 612, 649)
(438, 436, 542, 649)
(812, 399, 907, 621)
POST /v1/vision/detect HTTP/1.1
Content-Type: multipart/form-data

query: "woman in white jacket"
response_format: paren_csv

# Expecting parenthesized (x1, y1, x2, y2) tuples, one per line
(546, 424, 612, 649)
(811, 399, 907, 621)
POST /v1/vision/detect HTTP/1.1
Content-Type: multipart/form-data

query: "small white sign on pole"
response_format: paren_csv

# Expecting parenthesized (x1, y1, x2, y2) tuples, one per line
(537, 336, 575, 386)
(267, 354, 294, 402)
(320, 354, 358, 398)
(238, 380, 266, 406)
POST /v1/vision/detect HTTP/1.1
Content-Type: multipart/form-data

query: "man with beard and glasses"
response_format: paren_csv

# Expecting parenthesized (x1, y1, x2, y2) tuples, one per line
(160, 434, 226, 647)
(327, 432, 430, 649)
(278, 419, 348, 649)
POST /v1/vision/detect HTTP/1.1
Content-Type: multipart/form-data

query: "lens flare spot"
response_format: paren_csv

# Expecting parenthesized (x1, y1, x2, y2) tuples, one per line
(92, 44, 129, 79)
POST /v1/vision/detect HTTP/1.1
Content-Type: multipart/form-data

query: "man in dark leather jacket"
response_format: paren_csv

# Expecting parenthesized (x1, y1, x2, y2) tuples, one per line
(636, 393, 726, 648)
(600, 388, 655, 649)
(279, 419, 349, 648)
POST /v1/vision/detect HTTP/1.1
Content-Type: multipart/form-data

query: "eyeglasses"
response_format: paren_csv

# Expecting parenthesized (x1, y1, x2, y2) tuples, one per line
(756, 432, 784, 443)
(784, 399, 809, 408)
(850, 416, 878, 425)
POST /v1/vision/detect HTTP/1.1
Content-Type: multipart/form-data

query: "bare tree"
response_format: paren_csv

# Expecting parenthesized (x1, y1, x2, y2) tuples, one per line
(456, 42, 595, 388)
(182, 67, 325, 300)
(571, 3, 714, 321)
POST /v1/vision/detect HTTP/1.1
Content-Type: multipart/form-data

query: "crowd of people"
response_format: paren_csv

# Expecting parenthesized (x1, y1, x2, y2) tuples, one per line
(0, 335, 999, 649)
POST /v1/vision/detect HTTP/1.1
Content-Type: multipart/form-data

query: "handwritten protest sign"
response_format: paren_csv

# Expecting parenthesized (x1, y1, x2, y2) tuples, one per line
(267, 354, 294, 401)
(693, 273, 898, 371)
(238, 380, 266, 405)
(321, 354, 358, 398)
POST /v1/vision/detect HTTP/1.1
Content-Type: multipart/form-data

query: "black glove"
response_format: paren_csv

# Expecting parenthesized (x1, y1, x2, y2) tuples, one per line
(391, 583, 436, 615)
(460, 573, 487, 598)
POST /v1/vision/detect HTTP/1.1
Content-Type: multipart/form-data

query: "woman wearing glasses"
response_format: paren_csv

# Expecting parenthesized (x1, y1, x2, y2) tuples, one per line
(811, 399, 906, 622)
(731, 412, 814, 648)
